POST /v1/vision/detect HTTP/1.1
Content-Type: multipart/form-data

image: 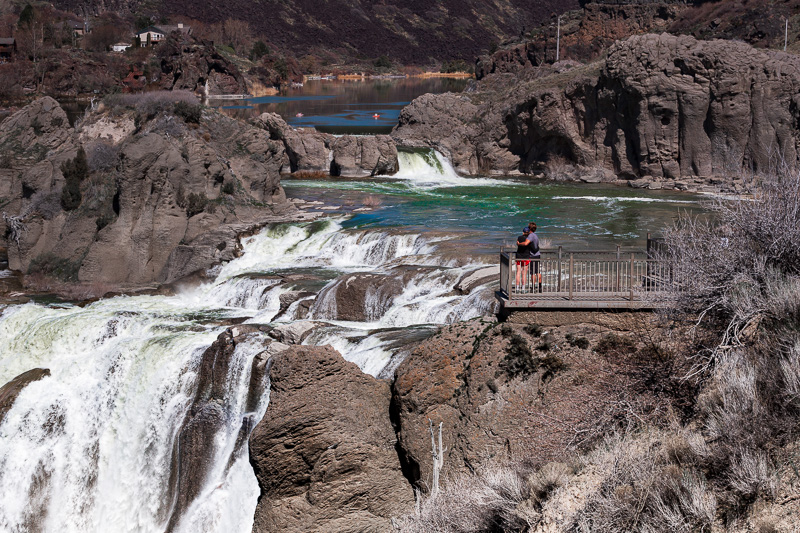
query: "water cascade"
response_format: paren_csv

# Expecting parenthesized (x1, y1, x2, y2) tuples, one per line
(0, 217, 499, 532)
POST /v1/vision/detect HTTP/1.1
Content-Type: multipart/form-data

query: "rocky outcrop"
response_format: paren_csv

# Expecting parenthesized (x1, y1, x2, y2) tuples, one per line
(158, 34, 249, 95)
(0, 97, 298, 287)
(392, 318, 669, 488)
(0, 368, 51, 427)
(395, 34, 800, 186)
(248, 345, 414, 533)
(330, 135, 398, 177)
(254, 113, 399, 177)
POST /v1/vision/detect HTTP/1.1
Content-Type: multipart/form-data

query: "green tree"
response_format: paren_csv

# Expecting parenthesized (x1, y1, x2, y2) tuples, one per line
(250, 40, 269, 61)
(374, 55, 391, 68)
(60, 147, 88, 211)
(18, 4, 35, 28)
(274, 57, 288, 80)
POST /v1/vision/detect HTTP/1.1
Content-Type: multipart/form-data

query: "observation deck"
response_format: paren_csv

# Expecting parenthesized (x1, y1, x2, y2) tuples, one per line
(496, 237, 675, 311)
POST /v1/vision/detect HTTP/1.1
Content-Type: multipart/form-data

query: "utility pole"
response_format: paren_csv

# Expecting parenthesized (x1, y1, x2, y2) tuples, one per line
(556, 15, 561, 62)
(785, 17, 789, 51)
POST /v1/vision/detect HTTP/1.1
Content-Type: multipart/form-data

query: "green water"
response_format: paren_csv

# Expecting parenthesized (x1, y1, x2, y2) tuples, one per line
(284, 177, 704, 253)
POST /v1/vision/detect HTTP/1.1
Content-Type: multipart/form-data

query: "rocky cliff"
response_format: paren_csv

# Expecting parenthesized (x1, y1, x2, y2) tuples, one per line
(0, 96, 298, 288)
(394, 33, 800, 188)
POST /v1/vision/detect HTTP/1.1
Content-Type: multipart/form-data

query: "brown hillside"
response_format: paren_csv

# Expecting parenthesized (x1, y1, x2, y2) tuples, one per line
(50, 0, 580, 63)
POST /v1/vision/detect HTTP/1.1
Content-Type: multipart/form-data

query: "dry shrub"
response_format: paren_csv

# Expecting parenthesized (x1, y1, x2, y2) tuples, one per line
(396, 465, 537, 533)
(570, 431, 716, 533)
(104, 90, 200, 124)
(529, 462, 572, 502)
(659, 162, 800, 513)
(27, 190, 62, 220)
(291, 170, 329, 179)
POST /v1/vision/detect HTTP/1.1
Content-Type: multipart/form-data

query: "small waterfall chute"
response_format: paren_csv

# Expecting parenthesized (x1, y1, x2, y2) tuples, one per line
(390, 148, 501, 188)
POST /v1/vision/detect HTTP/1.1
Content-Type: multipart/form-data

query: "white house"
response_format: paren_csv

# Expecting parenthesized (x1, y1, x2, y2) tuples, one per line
(135, 23, 191, 47)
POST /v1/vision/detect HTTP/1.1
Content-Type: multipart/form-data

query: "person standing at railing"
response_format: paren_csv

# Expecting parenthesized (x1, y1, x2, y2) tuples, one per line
(515, 227, 533, 291)
(521, 222, 542, 292)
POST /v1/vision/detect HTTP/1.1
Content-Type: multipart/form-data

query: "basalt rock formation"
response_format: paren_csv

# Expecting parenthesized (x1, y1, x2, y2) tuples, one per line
(391, 315, 672, 490)
(248, 345, 414, 533)
(254, 113, 398, 177)
(394, 33, 800, 187)
(166, 326, 272, 532)
(0, 96, 297, 287)
(157, 34, 249, 95)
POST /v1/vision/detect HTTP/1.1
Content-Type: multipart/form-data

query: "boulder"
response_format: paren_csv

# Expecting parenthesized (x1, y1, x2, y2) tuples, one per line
(392, 93, 482, 175)
(268, 320, 328, 344)
(310, 270, 416, 322)
(454, 265, 500, 294)
(330, 135, 398, 177)
(248, 345, 414, 533)
(0, 368, 51, 427)
(255, 113, 332, 173)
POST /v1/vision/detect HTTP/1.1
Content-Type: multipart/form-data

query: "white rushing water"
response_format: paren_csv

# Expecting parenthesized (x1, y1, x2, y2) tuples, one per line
(392, 149, 503, 188)
(0, 298, 269, 533)
(0, 214, 498, 532)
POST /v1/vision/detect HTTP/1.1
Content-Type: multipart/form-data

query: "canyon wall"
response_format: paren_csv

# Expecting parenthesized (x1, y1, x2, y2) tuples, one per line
(395, 33, 800, 187)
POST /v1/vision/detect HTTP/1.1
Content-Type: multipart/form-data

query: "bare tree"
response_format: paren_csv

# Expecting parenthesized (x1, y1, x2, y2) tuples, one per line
(428, 419, 445, 499)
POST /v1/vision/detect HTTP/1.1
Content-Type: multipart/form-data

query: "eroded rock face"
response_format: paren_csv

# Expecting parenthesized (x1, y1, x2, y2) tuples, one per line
(158, 34, 249, 95)
(0, 98, 294, 286)
(255, 113, 399, 177)
(392, 318, 664, 488)
(330, 135, 398, 177)
(249, 345, 414, 533)
(395, 34, 800, 184)
(392, 93, 483, 175)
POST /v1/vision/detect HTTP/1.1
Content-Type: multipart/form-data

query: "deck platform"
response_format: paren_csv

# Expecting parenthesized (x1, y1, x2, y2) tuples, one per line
(496, 239, 673, 311)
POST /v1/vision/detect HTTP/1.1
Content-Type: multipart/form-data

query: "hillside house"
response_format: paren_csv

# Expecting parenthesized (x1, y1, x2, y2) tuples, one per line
(0, 38, 16, 60)
(136, 24, 191, 46)
(111, 42, 132, 52)
(68, 20, 89, 37)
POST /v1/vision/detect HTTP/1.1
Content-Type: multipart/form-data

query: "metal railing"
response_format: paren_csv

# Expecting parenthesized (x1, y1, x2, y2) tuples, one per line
(498, 246, 677, 302)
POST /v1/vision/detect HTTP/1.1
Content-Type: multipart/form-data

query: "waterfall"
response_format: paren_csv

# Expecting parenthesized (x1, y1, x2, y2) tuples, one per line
(391, 148, 501, 187)
(0, 217, 500, 532)
(0, 298, 268, 533)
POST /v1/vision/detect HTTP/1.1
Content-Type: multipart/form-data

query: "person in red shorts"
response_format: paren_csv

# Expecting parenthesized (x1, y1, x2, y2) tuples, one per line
(515, 227, 533, 291)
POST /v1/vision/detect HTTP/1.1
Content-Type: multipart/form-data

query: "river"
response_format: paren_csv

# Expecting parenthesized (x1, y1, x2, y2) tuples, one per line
(212, 77, 469, 134)
(0, 150, 702, 532)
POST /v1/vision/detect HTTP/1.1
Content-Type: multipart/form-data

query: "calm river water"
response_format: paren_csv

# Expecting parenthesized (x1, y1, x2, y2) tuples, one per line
(212, 77, 468, 133)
